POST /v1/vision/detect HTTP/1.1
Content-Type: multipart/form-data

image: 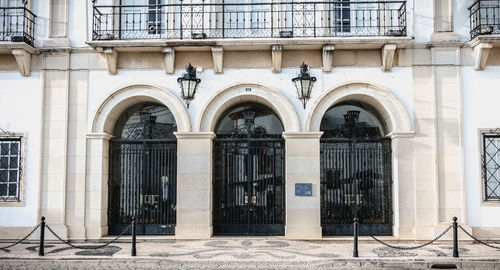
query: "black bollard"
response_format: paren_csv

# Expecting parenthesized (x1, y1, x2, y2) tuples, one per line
(131, 216, 137, 256)
(453, 217, 459, 258)
(39, 216, 45, 256)
(353, 217, 359, 257)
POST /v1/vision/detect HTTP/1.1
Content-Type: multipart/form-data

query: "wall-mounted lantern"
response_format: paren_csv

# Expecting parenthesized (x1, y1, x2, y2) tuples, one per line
(292, 62, 316, 109)
(177, 63, 201, 108)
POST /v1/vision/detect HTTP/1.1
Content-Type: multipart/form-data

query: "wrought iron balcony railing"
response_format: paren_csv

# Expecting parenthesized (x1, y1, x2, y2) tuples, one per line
(0, 6, 35, 45)
(92, 1, 407, 41)
(470, 0, 500, 39)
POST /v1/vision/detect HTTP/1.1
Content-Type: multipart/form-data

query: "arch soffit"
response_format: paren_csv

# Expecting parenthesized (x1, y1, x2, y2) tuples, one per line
(91, 84, 191, 134)
(306, 82, 412, 134)
(197, 83, 300, 132)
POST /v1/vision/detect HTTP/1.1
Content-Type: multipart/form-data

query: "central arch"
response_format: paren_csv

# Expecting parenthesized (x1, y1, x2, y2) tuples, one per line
(198, 83, 300, 133)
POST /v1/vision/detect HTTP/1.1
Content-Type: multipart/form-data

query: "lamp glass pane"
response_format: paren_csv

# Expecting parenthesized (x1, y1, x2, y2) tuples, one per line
(294, 80, 302, 98)
(181, 80, 190, 97)
(301, 79, 311, 97)
(190, 81, 196, 98)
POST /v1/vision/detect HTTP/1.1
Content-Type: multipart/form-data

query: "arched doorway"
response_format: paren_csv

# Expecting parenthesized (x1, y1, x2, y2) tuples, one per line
(320, 101, 392, 235)
(213, 103, 285, 235)
(108, 102, 177, 235)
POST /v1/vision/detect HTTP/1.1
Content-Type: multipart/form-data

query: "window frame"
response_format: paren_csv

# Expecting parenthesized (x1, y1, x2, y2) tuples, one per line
(0, 130, 25, 207)
(479, 128, 500, 205)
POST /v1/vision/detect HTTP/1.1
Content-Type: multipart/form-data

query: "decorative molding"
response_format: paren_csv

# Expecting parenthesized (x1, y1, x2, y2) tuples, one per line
(102, 47, 118, 74)
(381, 44, 397, 72)
(271, 45, 283, 73)
(282, 132, 324, 139)
(322, 44, 335, 72)
(387, 131, 416, 139)
(86, 132, 114, 140)
(11, 49, 31, 76)
(473, 42, 493, 71)
(174, 132, 216, 140)
(488, 128, 500, 134)
(162, 47, 175, 74)
(211, 46, 223, 73)
(0, 128, 16, 137)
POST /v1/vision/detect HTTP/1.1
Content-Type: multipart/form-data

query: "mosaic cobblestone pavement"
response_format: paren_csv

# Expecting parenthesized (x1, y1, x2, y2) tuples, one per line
(1, 239, 500, 269)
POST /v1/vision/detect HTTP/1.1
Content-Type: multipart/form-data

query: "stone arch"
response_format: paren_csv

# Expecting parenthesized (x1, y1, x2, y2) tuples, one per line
(306, 82, 412, 134)
(91, 84, 191, 134)
(197, 83, 300, 132)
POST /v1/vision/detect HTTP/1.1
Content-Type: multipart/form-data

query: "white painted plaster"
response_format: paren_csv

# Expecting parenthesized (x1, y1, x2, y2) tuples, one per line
(462, 66, 500, 227)
(0, 72, 43, 227)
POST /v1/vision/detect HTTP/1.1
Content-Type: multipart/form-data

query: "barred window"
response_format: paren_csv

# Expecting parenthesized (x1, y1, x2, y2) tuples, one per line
(0, 137, 22, 202)
(483, 133, 500, 201)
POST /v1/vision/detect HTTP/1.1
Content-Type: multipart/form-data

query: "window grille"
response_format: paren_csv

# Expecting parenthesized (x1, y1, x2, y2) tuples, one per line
(0, 136, 22, 202)
(483, 132, 500, 201)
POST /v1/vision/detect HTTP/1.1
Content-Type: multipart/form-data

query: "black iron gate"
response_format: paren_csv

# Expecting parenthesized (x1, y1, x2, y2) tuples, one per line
(109, 140, 176, 235)
(213, 109, 285, 236)
(108, 110, 177, 235)
(320, 138, 392, 235)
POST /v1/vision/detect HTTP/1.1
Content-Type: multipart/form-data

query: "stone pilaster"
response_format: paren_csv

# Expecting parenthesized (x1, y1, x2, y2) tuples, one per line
(389, 133, 416, 238)
(65, 71, 89, 240)
(412, 50, 439, 238)
(282, 132, 323, 239)
(49, 0, 69, 38)
(431, 47, 465, 228)
(84, 133, 113, 239)
(174, 132, 215, 239)
(40, 52, 71, 239)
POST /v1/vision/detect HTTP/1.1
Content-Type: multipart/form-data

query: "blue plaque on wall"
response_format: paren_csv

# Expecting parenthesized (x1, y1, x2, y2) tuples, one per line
(295, 183, 312, 196)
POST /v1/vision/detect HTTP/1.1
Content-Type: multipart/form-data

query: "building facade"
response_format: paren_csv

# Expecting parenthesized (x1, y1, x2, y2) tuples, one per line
(0, 0, 499, 240)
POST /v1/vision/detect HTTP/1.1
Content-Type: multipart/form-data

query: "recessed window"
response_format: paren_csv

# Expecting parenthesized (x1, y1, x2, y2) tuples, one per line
(482, 132, 500, 201)
(0, 137, 22, 202)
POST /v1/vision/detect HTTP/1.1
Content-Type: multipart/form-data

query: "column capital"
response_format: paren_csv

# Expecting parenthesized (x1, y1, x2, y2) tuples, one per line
(174, 132, 216, 140)
(86, 132, 114, 140)
(282, 132, 323, 139)
(387, 131, 415, 139)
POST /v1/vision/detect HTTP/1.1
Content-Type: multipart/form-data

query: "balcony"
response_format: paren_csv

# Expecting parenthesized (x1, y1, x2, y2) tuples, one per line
(89, 1, 408, 75)
(91, 1, 407, 41)
(469, 0, 500, 70)
(0, 4, 36, 76)
(0, 6, 35, 46)
(469, 0, 500, 39)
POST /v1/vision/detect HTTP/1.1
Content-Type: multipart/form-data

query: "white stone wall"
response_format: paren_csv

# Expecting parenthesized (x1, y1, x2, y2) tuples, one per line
(0, 72, 43, 227)
(462, 66, 500, 227)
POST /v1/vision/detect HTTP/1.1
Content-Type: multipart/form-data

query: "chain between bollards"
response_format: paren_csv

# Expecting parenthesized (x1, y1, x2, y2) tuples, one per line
(38, 216, 45, 256)
(131, 216, 136, 256)
(453, 216, 459, 258)
(353, 217, 359, 258)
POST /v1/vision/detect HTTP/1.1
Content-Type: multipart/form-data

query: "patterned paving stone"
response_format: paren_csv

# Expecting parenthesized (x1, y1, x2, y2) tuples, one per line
(1, 239, 499, 269)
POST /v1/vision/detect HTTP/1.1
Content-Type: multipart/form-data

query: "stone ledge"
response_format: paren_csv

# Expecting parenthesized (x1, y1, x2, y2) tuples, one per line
(87, 37, 412, 52)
